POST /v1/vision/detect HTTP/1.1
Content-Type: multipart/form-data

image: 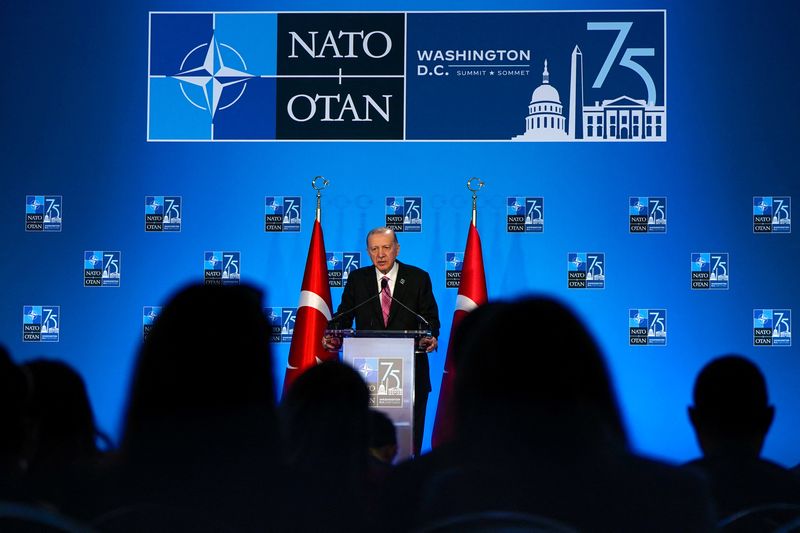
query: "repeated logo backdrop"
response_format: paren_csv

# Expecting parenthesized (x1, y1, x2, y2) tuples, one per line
(2, 2, 798, 464)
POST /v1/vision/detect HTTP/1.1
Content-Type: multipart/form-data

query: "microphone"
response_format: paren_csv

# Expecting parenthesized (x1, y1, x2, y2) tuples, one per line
(327, 285, 383, 330)
(381, 278, 432, 334)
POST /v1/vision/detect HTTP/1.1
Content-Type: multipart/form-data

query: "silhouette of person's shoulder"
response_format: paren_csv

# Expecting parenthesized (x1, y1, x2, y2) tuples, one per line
(376, 443, 464, 532)
(685, 452, 800, 518)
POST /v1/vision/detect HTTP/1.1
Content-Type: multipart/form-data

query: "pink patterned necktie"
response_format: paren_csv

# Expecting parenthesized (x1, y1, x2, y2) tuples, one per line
(381, 276, 391, 327)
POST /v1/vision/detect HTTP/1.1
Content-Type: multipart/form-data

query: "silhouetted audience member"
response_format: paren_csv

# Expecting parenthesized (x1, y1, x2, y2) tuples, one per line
(0, 346, 29, 497)
(281, 361, 371, 532)
(367, 409, 397, 486)
(685, 355, 800, 520)
(381, 297, 714, 532)
(369, 409, 398, 465)
(22, 359, 107, 473)
(97, 284, 285, 532)
(18, 359, 110, 515)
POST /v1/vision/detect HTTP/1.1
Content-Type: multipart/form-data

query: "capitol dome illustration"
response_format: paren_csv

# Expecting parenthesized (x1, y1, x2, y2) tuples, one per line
(513, 59, 567, 141)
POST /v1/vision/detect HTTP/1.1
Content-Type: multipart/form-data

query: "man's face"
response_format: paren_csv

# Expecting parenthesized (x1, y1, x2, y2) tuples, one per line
(367, 231, 400, 274)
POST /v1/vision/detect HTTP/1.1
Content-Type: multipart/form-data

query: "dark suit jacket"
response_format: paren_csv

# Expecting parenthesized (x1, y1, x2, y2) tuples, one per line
(332, 261, 440, 391)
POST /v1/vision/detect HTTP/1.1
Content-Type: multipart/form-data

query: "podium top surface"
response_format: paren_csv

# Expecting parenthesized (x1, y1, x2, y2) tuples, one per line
(325, 328, 432, 338)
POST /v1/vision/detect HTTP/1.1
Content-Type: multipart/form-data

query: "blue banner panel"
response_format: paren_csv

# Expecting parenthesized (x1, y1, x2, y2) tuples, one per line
(406, 11, 665, 140)
(148, 10, 665, 141)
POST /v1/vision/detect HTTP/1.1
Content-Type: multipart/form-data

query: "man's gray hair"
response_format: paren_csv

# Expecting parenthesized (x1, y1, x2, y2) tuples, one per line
(366, 227, 398, 247)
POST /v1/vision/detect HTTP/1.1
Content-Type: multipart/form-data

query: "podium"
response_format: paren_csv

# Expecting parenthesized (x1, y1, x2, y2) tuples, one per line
(327, 328, 430, 462)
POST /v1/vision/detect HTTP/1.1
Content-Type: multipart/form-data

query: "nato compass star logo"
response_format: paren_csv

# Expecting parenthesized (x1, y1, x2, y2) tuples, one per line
(266, 198, 281, 214)
(25, 307, 40, 323)
(147, 197, 162, 213)
(27, 197, 43, 213)
(754, 310, 772, 329)
(143, 308, 158, 323)
(173, 33, 253, 119)
(387, 199, 403, 215)
(205, 252, 220, 269)
(693, 255, 707, 270)
(327, 254, 340, 270)
(630, 310, 647, 327)
(754, 198, 772, 216)
(448, 254, 463, 270)
(85, 253, 101, 268)
(355, 358, 379, 386)
(631, 199, 647, 215)
(358, 360, 375, 380)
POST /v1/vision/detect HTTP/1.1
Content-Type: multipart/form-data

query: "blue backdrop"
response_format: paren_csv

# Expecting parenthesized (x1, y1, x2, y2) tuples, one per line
(2, 0, 798, 465)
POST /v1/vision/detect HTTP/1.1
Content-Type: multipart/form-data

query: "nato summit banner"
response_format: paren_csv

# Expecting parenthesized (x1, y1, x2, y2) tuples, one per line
(148, 10, 665, 141)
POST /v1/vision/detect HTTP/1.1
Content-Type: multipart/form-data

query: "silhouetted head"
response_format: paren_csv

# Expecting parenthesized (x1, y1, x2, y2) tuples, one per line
(689, 355, 774, 457)
(122, 284, 277, 462)
(452, 297, 628, 450)
(1, 346, 29, 474)
(22, 359, 101, 472)
(368, 409, 398, 464)
(281, 361, 370, 483)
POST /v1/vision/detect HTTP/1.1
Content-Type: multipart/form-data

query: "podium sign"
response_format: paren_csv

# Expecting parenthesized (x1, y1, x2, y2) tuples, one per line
(339, 332, 419, 463)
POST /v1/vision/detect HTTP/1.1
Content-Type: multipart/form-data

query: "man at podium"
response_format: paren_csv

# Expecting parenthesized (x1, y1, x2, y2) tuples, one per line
(324, 227, 440, 455)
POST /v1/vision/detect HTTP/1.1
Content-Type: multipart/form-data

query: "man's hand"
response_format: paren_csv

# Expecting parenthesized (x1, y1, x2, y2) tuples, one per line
(322, 334, 342, 352)
(419, 336, 438, 353)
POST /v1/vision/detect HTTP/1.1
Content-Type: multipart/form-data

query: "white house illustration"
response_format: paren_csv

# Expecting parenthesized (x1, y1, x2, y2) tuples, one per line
(514, 45, 666, 141)
(583, 96, 665, 140)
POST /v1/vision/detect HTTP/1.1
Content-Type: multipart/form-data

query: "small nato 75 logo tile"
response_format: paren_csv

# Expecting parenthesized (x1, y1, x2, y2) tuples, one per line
(629, 309, 667, 346)
(690, 253, 729, 290)
(629, 196, 666, 233)
(355, 357, 404, 408)
(265, 307, 296, 343)
(507, 197, 544, 232)
(26, 195, 62, 232)
(327, 251, 361, 288)
(753, 309, 791, 347)
(143, 306, 161, 340)
(568, 252, 605, 289)
(84, 251, 121, 287)
(753, 196, 791, 233)
(204, 251, 240, 286)
(145, 196, 182, 232)
(23, 305, 60, 342)
(265, 196, 301, 232)
(445, 252, 463, 288)
(386, 196, 422, 232)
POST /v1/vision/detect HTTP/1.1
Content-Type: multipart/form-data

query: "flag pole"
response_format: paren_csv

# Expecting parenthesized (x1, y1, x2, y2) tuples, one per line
(312, 175, 328, 223)
(467, 177, 485, 226)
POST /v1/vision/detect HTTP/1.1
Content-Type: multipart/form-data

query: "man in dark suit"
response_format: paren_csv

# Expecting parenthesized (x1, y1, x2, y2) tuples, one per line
(323, 227, 440, 455)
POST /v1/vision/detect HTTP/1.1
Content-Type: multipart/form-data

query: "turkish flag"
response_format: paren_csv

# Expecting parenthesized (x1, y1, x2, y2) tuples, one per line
(431, 221, 488, 447)
(283, 220, 335, 394)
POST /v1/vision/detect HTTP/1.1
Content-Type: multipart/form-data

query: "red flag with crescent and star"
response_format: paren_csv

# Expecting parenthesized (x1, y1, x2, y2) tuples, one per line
(431, 221, 487, 447)
(282, 219, 335, 395)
